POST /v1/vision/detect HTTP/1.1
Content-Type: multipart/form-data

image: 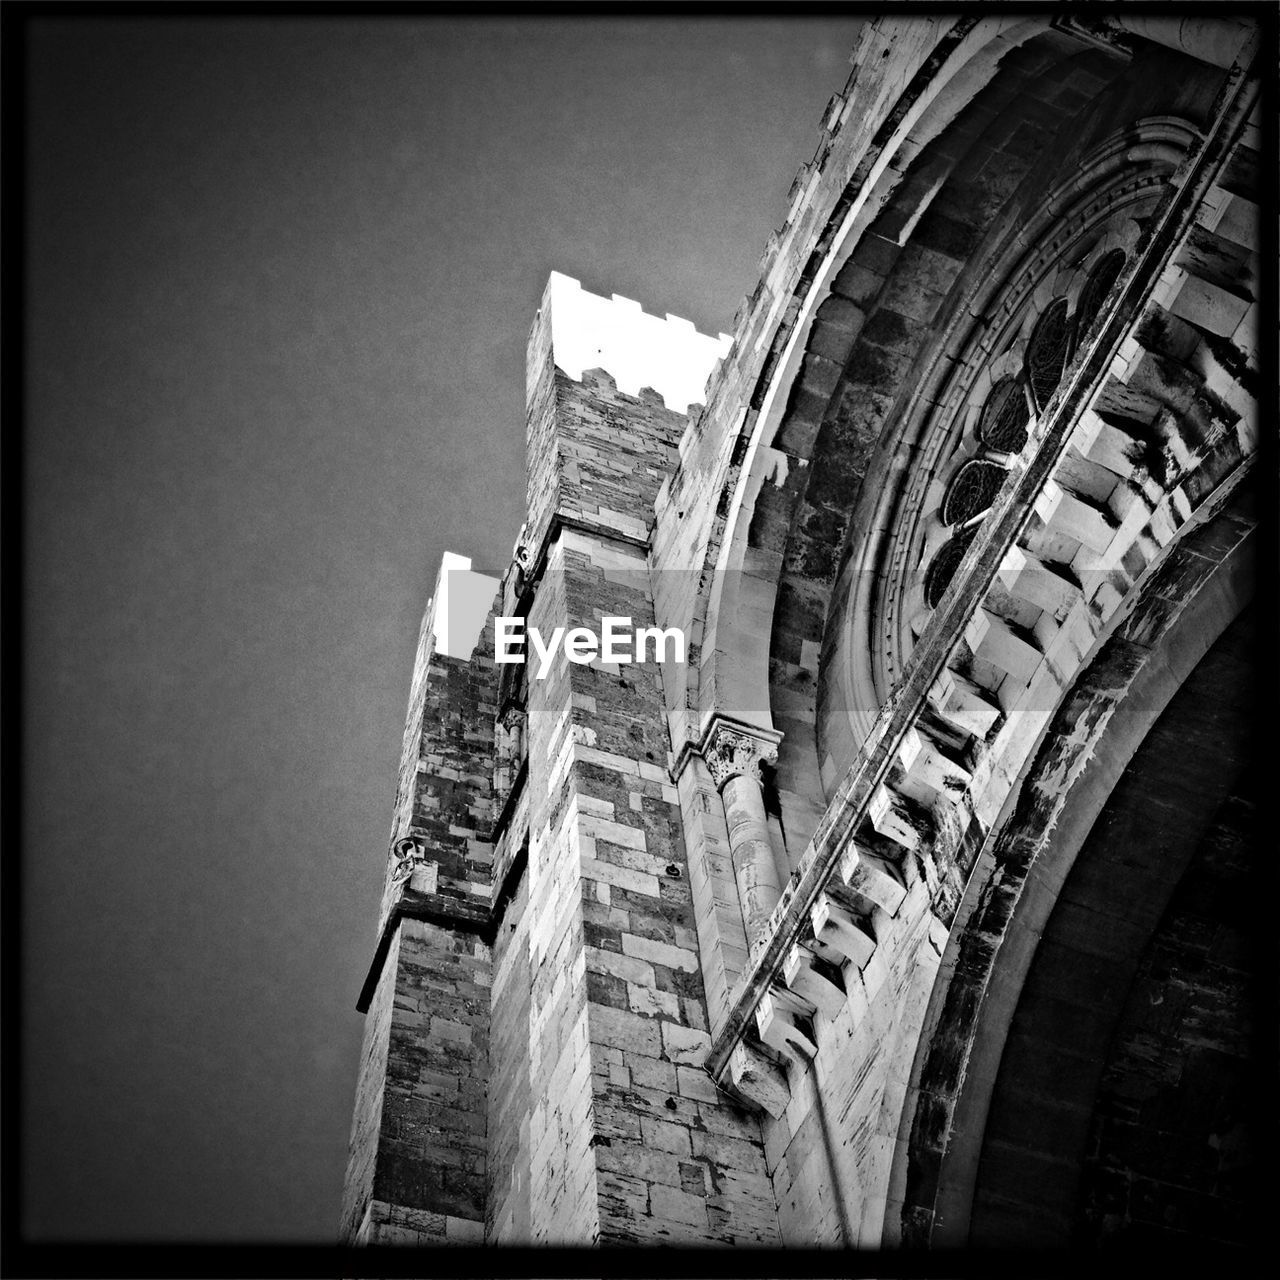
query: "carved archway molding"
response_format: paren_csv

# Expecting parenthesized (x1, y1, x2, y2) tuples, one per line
(676, 28, 1255, 888)
(695, 43, 1257, 1188)
(656, 18, 1256, 1032)
(663, 14, 1084, 752)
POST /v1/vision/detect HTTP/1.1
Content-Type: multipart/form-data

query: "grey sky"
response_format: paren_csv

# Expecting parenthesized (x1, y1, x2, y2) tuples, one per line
(22, 15, 862, 1241)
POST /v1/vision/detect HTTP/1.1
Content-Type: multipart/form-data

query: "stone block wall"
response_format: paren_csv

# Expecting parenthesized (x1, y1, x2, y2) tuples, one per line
(481, 280, 781, 1242)
(1079, 764, 1257, 1245)
(516, 529, 779, 1244)
(486, 864, 533, 1241)
(521, 550, 599, 1242)
(352, 919, 490, 1245)
(342, 926, 399, 1242)
(342, 585, 500, 1244)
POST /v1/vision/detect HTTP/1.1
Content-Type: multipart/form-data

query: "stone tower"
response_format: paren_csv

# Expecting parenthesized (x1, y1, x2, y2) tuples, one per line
(343, 13, 1266, 1249)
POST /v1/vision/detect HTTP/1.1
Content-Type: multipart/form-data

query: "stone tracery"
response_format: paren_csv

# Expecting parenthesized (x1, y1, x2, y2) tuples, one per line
(919, 246, 1134, 621)
(881, 198, 1154, 696)
(1024, 295, 1075, 411)
(977, 377, 1030, 453)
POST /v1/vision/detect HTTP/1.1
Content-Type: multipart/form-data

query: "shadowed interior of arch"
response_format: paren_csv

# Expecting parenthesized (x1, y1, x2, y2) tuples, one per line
(952, 604, 1259, 1244)
(966, 606, 1257, 1247)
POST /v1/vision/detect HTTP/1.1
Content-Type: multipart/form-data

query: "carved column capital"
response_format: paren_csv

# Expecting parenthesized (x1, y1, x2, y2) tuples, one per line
(704, 725, 779, 790)
(498, 703, 527, 732)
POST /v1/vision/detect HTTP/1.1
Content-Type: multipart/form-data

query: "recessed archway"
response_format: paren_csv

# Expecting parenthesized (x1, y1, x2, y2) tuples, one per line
(898, 488, 1257, 1247)
(968, 605, 1257, 1246)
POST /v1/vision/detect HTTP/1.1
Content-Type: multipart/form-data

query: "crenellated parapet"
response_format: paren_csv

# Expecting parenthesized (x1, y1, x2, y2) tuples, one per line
(522, 272, 728, 576)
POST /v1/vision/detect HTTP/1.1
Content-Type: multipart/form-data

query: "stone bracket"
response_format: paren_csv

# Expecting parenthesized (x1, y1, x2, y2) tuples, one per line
(895, 727, 973, 808)
(781, 944, 847, 1019)
(965, 608, 1044, 685)
(835, 844, 907, 916)
(726, 1041, 790, 1118)
(1034, 478, 1117, 553)
(998, 544, 1081, 618)
(928, 668, 1001, 740)
(811, 892, 876, 969)
(867, 785, 923, 852)
(755, 988, 818, 1063)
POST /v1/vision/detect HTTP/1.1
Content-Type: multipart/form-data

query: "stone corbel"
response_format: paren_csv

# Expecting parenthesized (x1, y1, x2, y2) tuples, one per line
(867, 784, 923, 852)
(835, 843, 907, 916)
(811, 892, 877, 969)
(894, 726, 973, 810)
(927, 667, 1001, 740)
(390, 834, 438, 896)
(726, 1042, 790, 1119)
(755, 988, 818, 1064)
(781, 944, 847, 1019)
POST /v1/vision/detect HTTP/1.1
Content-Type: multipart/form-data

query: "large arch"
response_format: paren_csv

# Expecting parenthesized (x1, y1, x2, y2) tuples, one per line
(671, 14, 1262, 1249)
(671, 15, 1258, 877)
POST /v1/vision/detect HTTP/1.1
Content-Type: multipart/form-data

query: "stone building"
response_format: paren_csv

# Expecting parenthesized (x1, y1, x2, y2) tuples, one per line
(341, 13, 1266, 1249)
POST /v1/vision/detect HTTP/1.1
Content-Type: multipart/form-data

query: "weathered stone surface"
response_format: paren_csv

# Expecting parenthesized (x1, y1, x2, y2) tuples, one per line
(344, 12, 1261, 1253)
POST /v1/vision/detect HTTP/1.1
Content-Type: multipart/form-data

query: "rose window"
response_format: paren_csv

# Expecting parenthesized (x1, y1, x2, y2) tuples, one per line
(918, 246, 1129, 615)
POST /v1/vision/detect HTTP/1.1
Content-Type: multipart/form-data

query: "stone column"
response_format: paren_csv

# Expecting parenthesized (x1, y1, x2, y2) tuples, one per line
(705, 726, 785, 948)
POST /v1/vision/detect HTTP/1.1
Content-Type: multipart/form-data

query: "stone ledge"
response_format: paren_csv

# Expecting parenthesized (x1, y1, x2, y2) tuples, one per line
(356, 842, 529, 1013)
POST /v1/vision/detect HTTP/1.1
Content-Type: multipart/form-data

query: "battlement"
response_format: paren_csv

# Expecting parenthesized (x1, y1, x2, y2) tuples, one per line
(541, 271, 731, 414)
(427, 552, 501, 661)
